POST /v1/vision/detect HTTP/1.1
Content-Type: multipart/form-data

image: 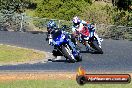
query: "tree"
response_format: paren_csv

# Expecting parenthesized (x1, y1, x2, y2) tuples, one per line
(0, 0, 32, 32)
(112, 0, 132, 10)
(112, 0, 117, 6)
(84, 0, 92, 4)
(34, 0, 91, 20)
(0, 0, 30, 14)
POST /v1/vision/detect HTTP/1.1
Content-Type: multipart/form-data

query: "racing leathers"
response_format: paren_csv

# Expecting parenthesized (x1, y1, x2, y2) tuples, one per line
(72, 20, 101, 51)
(46, 20, 58, 45)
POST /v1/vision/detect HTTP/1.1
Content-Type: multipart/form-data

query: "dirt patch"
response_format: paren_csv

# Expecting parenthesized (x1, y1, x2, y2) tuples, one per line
(0, 72, 132, 82)
(0, 72, 76, 82)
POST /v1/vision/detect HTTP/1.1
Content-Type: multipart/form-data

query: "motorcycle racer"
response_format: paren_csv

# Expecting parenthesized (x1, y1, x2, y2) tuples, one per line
(46, 20, 78, 56)
(72, 16, 87, 35)
(49, 25, 81, 60)
(46, 20, 58, 45)
(71, 16, 102, 51)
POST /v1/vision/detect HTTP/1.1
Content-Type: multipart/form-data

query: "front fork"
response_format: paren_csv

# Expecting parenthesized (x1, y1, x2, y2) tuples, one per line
(89, 30, 103, 48)
(94, 33, 103, 48)
(68, 39, 77, 53)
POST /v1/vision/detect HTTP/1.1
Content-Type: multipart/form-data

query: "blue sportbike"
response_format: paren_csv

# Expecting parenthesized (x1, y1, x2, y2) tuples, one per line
(51, 26, 82, 63)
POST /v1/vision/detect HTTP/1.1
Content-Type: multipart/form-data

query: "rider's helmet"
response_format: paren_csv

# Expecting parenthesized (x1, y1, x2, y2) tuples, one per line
(88, 22, 95, 31)
(47, 20, 57, 29)
(72, 16, 81, 27)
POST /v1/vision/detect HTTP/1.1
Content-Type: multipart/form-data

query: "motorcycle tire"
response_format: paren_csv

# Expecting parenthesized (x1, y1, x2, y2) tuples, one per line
(92, 41, 103, 54)
(62, 45, 76, 63)
(52, 49, 63, 57)
(75, 55, 82, 62)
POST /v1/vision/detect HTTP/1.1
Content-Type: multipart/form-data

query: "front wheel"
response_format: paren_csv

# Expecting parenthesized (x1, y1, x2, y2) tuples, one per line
(91, 41, 103, 54)
(62, 45, 76, 63)
(52, 49, 63, 57)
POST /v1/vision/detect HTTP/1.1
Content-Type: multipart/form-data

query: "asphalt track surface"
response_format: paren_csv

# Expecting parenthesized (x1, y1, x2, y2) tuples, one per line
(0, 31, 132, 72)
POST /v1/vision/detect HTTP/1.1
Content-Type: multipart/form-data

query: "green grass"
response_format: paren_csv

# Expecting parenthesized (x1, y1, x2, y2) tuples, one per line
(0, 44, 45, 63)
(25, 9, 35, 17)
(0, 80, 131, 88)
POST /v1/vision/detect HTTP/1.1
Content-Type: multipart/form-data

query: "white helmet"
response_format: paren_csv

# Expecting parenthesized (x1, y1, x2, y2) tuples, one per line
(72, 16, 81, 26)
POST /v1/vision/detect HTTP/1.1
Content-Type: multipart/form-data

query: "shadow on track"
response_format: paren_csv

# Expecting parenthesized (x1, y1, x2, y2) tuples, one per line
(48, 58, 81, 63)
(48, 58, 69, 63)
(27, 31, 45, 34)
(80, 50, 104, 54)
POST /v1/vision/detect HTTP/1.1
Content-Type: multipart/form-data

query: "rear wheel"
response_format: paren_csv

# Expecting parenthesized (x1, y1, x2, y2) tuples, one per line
(75, 55, 82, 62)
(62, 45, 76, 63)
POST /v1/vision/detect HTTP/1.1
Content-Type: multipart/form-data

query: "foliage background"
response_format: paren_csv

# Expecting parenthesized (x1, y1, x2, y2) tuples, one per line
(0, 0, 131, 26)
(0, 0, 132, 40)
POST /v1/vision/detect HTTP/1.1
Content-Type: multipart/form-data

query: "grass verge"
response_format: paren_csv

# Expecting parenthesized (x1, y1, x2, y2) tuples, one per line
(0, 44, 45, 63)
(0, 72, 131, 88)
(0, 79, 131, 88)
